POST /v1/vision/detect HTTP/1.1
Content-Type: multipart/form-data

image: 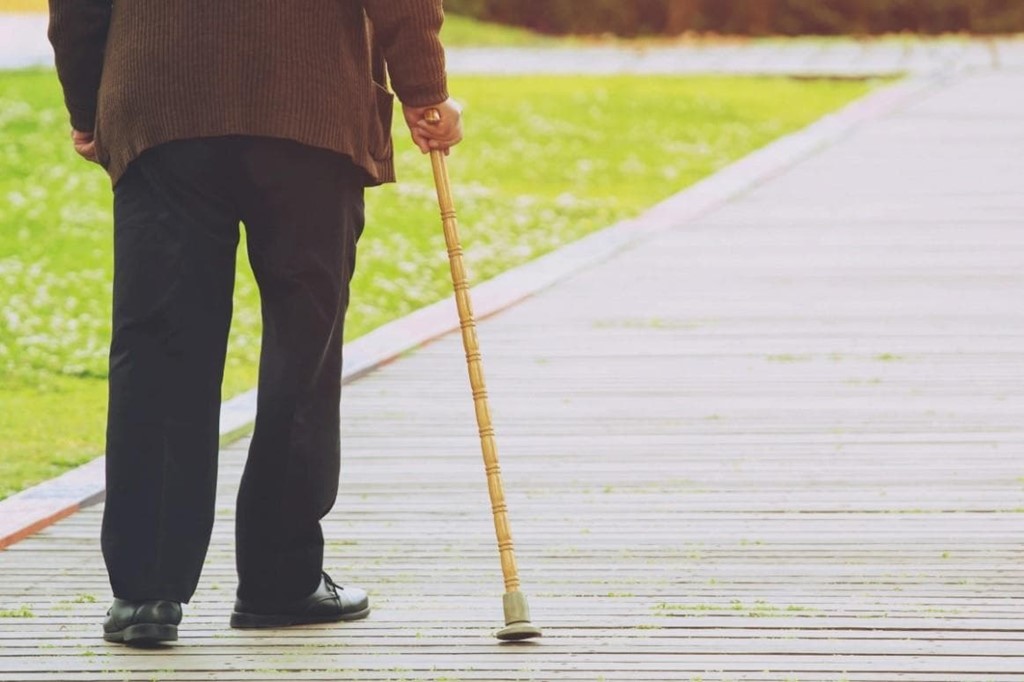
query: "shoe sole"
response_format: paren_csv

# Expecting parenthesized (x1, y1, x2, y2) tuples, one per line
(230, 606, 371, 629)
(104, 623, 178, 646)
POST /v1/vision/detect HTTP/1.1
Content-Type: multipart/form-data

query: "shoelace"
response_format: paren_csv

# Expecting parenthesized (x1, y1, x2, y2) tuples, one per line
(323, 573, 341, 594)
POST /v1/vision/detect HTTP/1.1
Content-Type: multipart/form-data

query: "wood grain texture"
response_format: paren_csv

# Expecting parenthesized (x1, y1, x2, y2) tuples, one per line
(1, 71, 1023, 681)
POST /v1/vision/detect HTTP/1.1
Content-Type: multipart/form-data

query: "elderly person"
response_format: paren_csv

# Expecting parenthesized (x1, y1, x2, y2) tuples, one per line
(48, 0, 462, 646)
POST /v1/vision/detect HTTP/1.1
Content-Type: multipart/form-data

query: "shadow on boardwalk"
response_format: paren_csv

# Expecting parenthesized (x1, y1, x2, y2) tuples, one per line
(1, 66, 1023, 682)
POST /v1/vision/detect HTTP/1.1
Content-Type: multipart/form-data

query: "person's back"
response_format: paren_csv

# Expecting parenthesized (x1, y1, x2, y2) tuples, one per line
(51, 0, 454, 184)
(47, 0, 462, 647)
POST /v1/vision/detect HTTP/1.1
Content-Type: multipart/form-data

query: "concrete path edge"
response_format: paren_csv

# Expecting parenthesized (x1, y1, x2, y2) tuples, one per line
(0, 75, 938, 550)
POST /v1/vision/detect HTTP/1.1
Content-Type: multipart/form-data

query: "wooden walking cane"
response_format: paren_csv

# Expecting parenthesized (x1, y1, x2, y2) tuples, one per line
(425, 109, 542, 641)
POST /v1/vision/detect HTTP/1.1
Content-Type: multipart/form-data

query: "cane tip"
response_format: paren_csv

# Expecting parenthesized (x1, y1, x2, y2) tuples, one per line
(425, 108, 441, 124)
(496, 621, 543, 641)
(497, 591, 541, 641)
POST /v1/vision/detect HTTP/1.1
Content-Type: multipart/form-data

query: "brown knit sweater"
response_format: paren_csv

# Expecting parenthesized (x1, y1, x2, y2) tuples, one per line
(47, 0, 449, 186)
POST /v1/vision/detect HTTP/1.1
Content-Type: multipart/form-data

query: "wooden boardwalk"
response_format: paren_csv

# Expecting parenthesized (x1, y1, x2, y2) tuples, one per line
(2, 72, 1024, 681)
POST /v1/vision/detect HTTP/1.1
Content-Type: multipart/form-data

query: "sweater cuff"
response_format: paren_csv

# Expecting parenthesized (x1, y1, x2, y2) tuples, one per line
(67, 102, 97, 133)
(394, 77, 449, 108)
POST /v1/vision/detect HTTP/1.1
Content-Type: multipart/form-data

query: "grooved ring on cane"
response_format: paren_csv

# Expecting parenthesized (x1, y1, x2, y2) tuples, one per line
(441, 210, 457, 220)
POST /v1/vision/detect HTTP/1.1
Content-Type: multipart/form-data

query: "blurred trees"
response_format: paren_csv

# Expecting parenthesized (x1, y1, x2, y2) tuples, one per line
(444, 0, 1024, 35)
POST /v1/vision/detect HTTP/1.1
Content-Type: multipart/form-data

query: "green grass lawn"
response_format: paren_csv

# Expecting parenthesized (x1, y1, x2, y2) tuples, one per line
(0, 71, 875, 498)
(441, 13, 556, 46)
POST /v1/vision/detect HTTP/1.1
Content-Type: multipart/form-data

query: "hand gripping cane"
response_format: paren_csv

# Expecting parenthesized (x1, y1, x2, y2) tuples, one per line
(425, 109, 542, 641)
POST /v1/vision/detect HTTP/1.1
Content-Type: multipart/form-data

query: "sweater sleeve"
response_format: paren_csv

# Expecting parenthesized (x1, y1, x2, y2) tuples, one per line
(361, 0, 448, 106)
(47, 0, 112, 132)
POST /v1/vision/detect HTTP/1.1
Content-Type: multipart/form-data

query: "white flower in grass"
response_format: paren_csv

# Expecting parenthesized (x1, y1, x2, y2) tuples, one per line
(0, 100, 32, 126)
(554, 193, 585, 209)
(619, 156, 647, 174)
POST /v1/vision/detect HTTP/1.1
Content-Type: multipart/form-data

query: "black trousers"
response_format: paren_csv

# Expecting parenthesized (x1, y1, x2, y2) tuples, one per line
(101, 136, 365, 604)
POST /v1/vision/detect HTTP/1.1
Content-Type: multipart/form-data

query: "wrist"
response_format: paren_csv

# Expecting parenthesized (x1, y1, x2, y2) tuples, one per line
(396, 79, 449, 109)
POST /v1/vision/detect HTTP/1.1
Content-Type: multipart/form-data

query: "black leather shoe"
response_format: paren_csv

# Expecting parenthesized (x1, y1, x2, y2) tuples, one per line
(103, 599, 181, 645)
(230, 573, 370, 629)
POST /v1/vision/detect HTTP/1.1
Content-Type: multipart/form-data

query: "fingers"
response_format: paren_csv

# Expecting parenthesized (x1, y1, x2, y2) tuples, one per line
(74, 141, 99, 163)
(402, 99, 463, 154)
(70, 129, 100, 164)
(409, 127, 432, 155)
(416, 119, 461, 150)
